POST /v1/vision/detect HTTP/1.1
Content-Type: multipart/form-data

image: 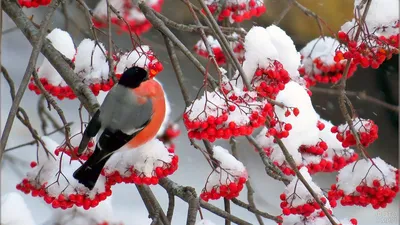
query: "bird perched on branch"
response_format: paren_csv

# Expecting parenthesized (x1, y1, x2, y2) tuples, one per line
(73, 66, 166, 190)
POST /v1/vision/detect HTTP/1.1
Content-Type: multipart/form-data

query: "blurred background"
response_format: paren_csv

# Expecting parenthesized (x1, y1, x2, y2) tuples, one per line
(1, 0, 399, 224)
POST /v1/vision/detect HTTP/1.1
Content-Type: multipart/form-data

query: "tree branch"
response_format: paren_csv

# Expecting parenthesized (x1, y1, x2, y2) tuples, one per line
(0, 0, 62, 162)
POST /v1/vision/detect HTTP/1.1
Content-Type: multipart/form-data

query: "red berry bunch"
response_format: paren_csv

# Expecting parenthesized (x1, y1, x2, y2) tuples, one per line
(104, 155, 178, 186)
(200, 176, 247, 201)
(28, 77, 77, 100)
(54, 140, 95, 161)
(184, 101, 270, 142)
(194, 36, 226, 65)
(331, 118, 378, 148)
(204, 0, 266, 23)
(93, 0, 164, 36)
(251, 61, 291, 99)
(280, 194, 332, 217)
(16, 178, 112, 210)
(299, 57, 358, 86)
(267, 120, 294, 139)
(328, 158, 399, 209)
(336, 22, 399, 70)
(299, 141, 328, 155)
(18, 0, 51, 8)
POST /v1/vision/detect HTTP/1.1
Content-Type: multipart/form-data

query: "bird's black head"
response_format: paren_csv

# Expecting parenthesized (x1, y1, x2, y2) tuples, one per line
(118, 66, 149, 89)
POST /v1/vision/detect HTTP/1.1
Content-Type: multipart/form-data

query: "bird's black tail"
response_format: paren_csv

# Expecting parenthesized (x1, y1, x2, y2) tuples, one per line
(73, 146, 112, 190)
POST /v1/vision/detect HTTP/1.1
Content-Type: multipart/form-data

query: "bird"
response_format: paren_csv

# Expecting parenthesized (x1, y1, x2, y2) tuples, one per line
(73, 66, 166, 190)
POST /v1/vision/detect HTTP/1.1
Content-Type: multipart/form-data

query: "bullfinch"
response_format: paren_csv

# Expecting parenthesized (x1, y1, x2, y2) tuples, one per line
(73, 66, 166, 190)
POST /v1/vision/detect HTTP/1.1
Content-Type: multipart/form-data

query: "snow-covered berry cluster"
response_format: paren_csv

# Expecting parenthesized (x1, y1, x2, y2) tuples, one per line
(115, 45, 163, 79)
(193, 33, 244, 65)
(203, 0, 266, 23)
(255, 84, 358, 176)
(18, 0, 51, 8)
(28, 28, 163, 100)
(200, 146, 248, 201)
(28, 29, 77, 100)
(280, 168, 333, 218)
(93, 0, 163, 35)
(335, 0, 399, 70)
(184, 88, 270, 142)
(331, 118, 378, 148)
(328, 157, 399, 209)
(298, 37, 358, 87)
(278, 214, 358, 225)
(16, 137, 112, 210)
(102, 139, 178, 186)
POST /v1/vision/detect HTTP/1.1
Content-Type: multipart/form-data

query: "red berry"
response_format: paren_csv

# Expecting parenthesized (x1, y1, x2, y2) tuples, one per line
(30, 161, 37, 168)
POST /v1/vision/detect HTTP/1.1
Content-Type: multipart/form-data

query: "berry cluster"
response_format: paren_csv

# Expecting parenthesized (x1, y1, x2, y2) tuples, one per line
(299, 57, 357, 87)
(16, 179, 112, 210)
(200, 176, 247, 201)
(18, 0, 51, 8)
(193, 34, 244, 65)
(336, 22, 399, 70)
(331, 118, 378, 148)
(251, 61, 291, 99)
(299, 141, 328, 155)
(204, 0, 266, 23)
(93, 0, 164, 36)
(28, 77, 76, 100)
(280, 194, 332, 217)
(328, 158, 399, 210)
(184, 102, 270, 142)
(104, 155, 178, 186)
(54, 140, 95, 161)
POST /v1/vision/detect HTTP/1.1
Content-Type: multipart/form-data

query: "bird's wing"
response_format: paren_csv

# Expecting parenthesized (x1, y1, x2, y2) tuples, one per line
(77, 109, 102, 154)
(96, 85, 153, 152)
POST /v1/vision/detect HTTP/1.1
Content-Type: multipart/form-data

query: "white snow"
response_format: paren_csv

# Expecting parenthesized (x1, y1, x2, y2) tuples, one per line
(1, 192, 36, 225)
(37, 28, 76, 86)
(284, 167, 326, 207)
(337, 117, 372, 133)
(300, 37, 341, 75)
(115, 46, 156, 74)
(240, 25, 302, 88)
(104, 138, 174, 178)
(74, 39, 109, 83)
(337, 157, 398, 195)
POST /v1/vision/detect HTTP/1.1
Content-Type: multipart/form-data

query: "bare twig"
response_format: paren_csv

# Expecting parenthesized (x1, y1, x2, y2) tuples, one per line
(273, 1, 293, 25)
(310, 87, 399, 112)
(136, 185, 170, 225)
(159, 178, 252, 225)
(0, 0, 62, 162)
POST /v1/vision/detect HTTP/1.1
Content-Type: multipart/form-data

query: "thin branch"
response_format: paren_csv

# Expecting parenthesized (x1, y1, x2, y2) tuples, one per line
(136, 185, 170, 225)
(290, 0, 325, 37)
(153, 10, 246, 35)
(0, 0, 61, 162)
(3, 0, 100, 114)
(310, 87, 399, 112)
(166, 193, 175, 223)
(196, 0, 251, 90)
(224, 198, 231, 225)
(4, 122, 73, 152)
(273, 1, 293, 25)
(159, 178, 252, 225)
(138, 2, 218, 89)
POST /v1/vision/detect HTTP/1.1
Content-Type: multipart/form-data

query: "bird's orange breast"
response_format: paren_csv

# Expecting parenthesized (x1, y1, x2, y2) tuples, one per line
(127, 79, 166, 148)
